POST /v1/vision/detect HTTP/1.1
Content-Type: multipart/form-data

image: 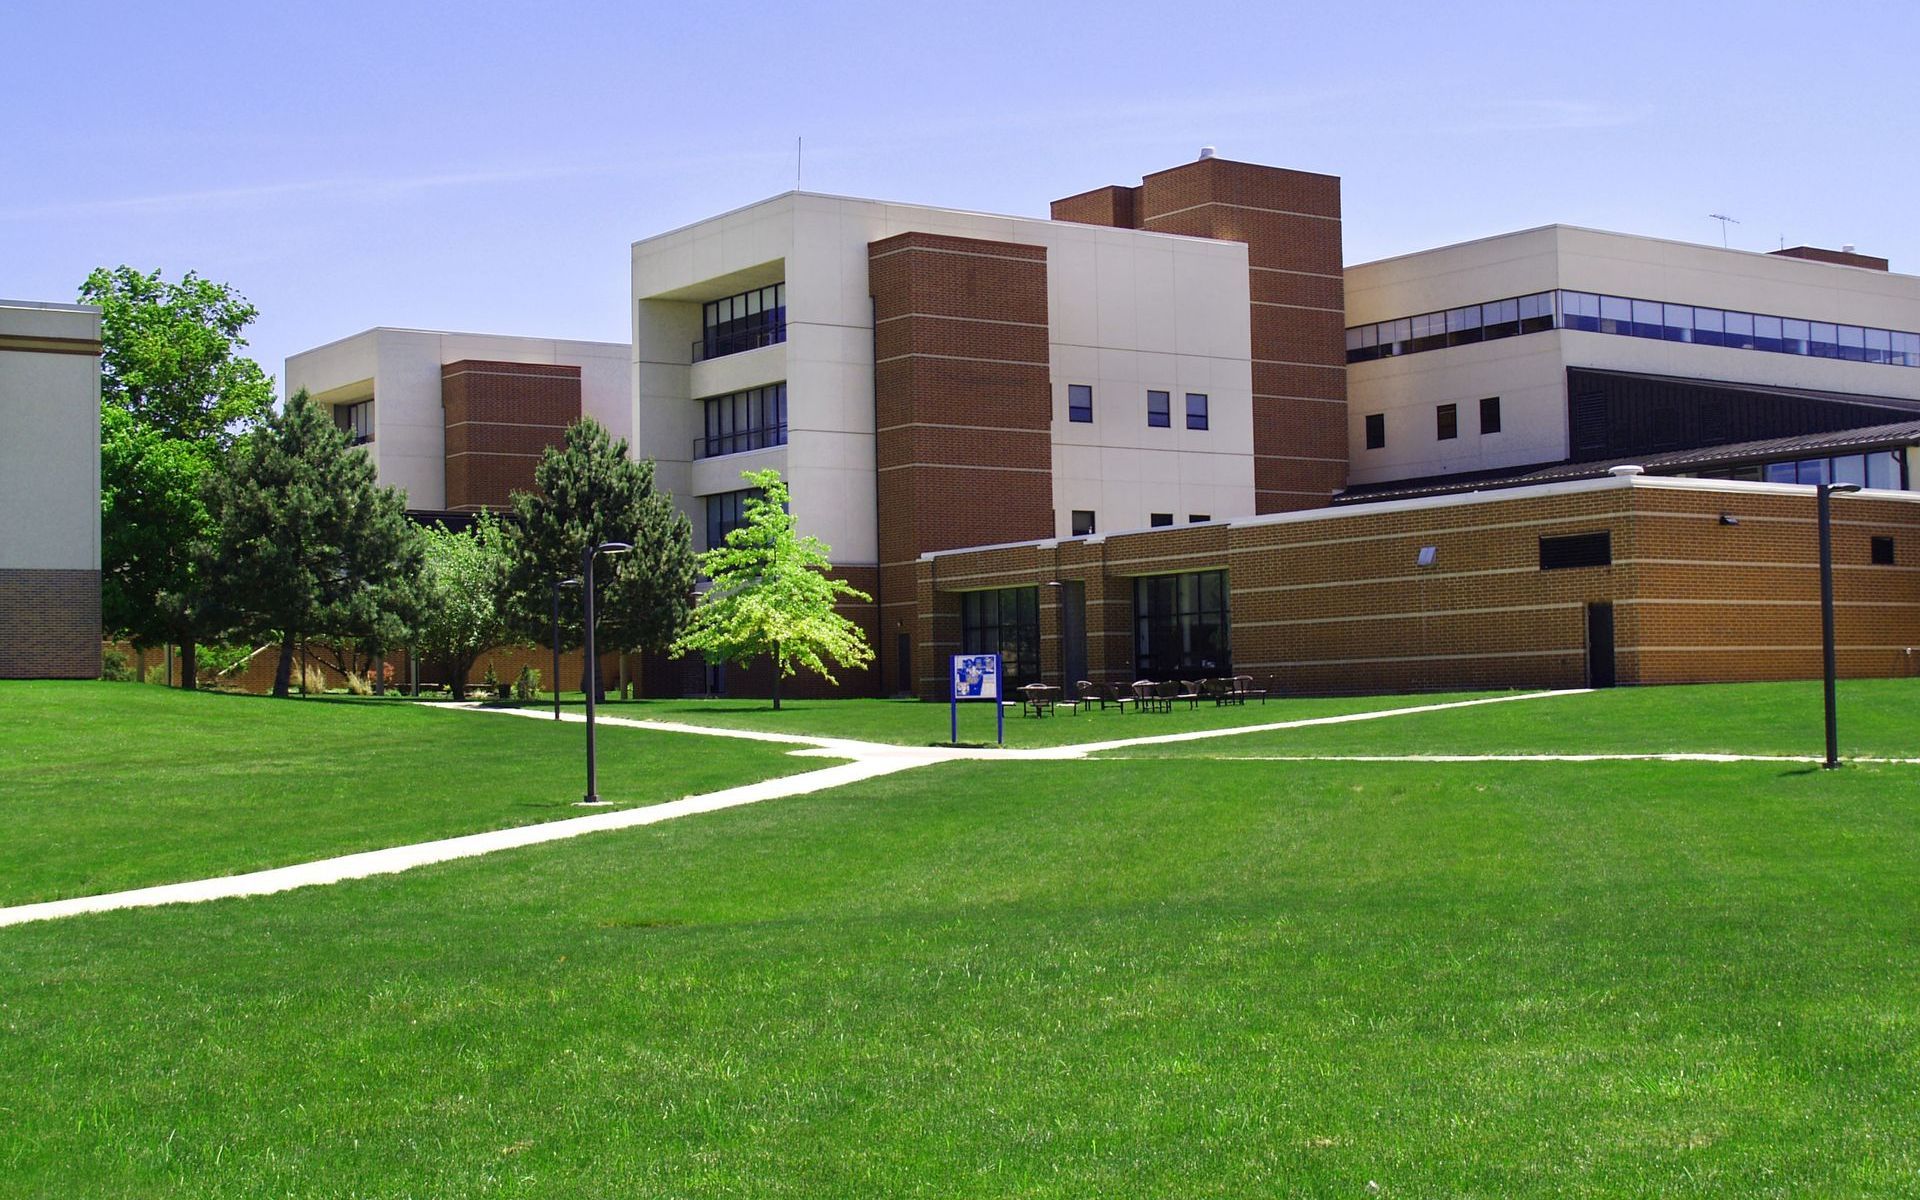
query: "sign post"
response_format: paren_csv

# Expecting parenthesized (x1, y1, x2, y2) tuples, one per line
(949, 652, 1003, 745)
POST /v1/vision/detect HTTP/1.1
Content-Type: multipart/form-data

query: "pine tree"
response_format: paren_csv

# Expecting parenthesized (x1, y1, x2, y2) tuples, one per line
(502, 419, 695, 697)
(671, 469, 872, 710)
(84, 267, 275, 688)
(203, 391, 422, 697)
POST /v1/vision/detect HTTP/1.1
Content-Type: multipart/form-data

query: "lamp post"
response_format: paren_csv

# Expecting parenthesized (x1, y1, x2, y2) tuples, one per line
(580, 541, 633, 805)
(1818, 482, 1862, 769)
(550, 577, 581, 720)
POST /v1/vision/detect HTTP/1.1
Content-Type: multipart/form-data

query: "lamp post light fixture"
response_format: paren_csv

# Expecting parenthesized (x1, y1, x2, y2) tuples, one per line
(1818, 482, 1862, 769)
(579, 541, 633, 805)
(550, 577, 582, 720)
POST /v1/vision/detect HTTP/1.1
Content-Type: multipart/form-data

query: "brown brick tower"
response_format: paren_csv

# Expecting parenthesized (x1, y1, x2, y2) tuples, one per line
(1053, 156, 1347, 512)
(440, 360, 583, 511)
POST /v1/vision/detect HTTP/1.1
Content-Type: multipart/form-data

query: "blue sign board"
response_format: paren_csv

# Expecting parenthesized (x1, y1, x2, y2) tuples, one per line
(949, 652, 1004, 744)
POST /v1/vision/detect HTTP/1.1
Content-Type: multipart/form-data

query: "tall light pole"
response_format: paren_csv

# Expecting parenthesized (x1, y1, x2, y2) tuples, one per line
(1818, 481, 1861, 769)
(550, 577, 581, 720)
(580, 541, 632, 805)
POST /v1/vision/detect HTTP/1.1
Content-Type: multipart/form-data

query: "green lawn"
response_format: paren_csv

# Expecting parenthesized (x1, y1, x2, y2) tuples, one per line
(4, 679, 1919, 1195)
(550, 689, 1506, 747)
(0, 682, 825, 907)
(2, 754, 1918, 1195)
(1098, 678, 1920, 760)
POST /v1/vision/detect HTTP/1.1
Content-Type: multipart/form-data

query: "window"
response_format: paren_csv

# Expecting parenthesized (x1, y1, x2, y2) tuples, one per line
(1147, 390, 1170, 428)
(698, 383, 787, 458)
(333, 399, 374, 445)
(1867, 451, 1903, 490)
(1068, 384, 1093, 423)
(1188, 514, 1211, 524)
(961, 588, 1040, 688)
(1436, 403, 1458, 440)
(1540, 532, 1612, 571)
(1872, 536, 1895, 565)
(705, 488, 756, 550)
(695, 282, 786, 362)
(1480, 396, 1501, 435)
(1071, 510, 1096, 537)
(1186, 393, 1209, 430)
(1364, 413, 1385, 450)
(1150, 513, 1173, 528)
(1133, 570, 1231, 679)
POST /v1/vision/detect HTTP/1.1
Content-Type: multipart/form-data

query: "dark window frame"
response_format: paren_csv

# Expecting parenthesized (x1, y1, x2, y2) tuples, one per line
(961, 587, 1041, 688)
(1871, 536, 1895, 565)
(696, 382, 788, 459)
(1364, 413, 1385, 450)
(1132, 570, 1232, 680)
(1436, 403, 1458, 440)
(1071, 510, 1096, 537)
(1068, 383, 1093, 423)
(695, 282, 787, 362)
(1480, 396, 1501, 435)
(1147, 390, 1171, 428)
(1540, 531, 1613, 571)
(1186, 392, 1209, 430)
(1149, 513, 1173, 527)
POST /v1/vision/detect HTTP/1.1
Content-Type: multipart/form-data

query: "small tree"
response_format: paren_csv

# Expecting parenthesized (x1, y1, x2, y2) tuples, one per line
(409, 511, 512, 700)
(203, 391, 422, 697)
(85, 266, 275, 688)
(502, 419, 695, 697)
(672, 469, 872, 710)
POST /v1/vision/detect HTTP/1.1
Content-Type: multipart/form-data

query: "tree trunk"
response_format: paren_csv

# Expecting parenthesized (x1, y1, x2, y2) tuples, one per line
(770, 645, 781, 711)
(449, 653, 471, 701)
(272, 631, 295, 698)
(180, 640, 198, 691)
(372, 645, 386, 696)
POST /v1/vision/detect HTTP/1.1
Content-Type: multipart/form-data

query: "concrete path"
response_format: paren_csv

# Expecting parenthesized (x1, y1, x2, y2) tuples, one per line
(0, 687, 1627, 929)
(1118, 752, 1920, 765)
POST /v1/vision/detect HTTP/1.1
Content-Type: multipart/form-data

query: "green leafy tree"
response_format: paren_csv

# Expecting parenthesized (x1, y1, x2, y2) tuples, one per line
(84, 267, 275, 688)
(410, 511, 512, 700)
(502, 419, 695, 697)
(203, 391, 422, 698)
(671, 469, 872, 710)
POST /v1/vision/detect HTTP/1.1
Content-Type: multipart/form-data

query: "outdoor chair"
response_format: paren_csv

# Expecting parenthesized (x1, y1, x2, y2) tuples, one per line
(1202, 677, 1240, 705)
(1233, 674, 1268, 704)
(1132, 680, 1170, 713)
(1175, 680, 1204, 710)
(1018, 683, 1059, 717)
(1077, 679, 1114, 710)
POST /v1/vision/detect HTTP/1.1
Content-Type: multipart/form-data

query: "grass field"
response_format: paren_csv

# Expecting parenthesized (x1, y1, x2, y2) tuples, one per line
(2, 680, 1917, 1195)
(0, 682, 825, 906)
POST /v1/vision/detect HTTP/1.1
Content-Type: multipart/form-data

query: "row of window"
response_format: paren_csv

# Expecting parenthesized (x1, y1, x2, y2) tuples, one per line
(697, 383, 788, 459)
(1068, 384, 1211, 430)
(1364, 397, 1501, 450)
(333, 399, 374, 446)
(695, 283, 787, 362)
(1682, 449, 1908, 491)
(704, 488, 757, 550)
(1542, 528, 1898, 567)
(1346, 289, 1920, 368)
(959, 570, 1232, 685)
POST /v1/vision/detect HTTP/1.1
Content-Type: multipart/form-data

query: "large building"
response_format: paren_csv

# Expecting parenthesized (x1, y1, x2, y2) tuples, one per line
(0, 299, 102, 679)
(1341, 226, 1920, 499)
(286, 328, 631, 515)
(630, 154, 1345, 695)
(276, 153, 1920, 699)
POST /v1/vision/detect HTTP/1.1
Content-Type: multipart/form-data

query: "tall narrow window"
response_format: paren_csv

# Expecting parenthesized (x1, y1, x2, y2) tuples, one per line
(1365, 413, 1385, 450)
(1068, 384, 1093, 423)
(1480, 396, 1501, 435)
(1436, 403, 1458, 440)
(1147, 390, 1170, 428)
(1071, 510, 1096, 537)
(1186, 393, 1209, 430)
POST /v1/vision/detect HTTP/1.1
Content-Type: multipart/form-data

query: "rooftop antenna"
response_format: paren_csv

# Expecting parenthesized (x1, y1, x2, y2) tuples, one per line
(796, 136, 803, 190)
(1708, 212, 1740, 248)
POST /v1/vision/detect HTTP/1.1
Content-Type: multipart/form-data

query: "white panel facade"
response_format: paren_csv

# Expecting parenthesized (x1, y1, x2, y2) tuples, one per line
(1346, 225, 1920, 486)
(0, 300, 101, 571)
(631, 191, 1257, 558)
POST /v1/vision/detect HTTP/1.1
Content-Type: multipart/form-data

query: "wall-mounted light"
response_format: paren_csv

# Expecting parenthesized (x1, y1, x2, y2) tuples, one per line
(1719, 513, 1740, 526)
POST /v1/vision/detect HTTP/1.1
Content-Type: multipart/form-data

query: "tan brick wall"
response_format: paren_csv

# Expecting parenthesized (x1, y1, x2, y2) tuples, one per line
(0, 568, 100, 678)
(915, 482, 1920, 699)
(441, 360, 583, 511)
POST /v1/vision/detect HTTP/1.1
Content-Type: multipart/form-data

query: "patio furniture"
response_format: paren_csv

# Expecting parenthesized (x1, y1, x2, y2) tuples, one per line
(1018, 683, 1076, 717)
(1202, 677, 1241, 705)
(1077, 679, 1119, 711)
(1174, 680, 1204, 710)
(1232, 674, 1268, 704)
(1131, 680, 1170, 713)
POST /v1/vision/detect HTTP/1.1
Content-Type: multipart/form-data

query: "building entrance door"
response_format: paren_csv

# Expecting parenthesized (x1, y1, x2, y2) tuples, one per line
(1060, 581, 1087, 685)
(1586, 602, 1616, 688)
(896, 632, 912, 696)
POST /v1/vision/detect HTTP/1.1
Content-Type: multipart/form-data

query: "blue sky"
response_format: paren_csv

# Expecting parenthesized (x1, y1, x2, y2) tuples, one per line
(4, 0, 1914, 393)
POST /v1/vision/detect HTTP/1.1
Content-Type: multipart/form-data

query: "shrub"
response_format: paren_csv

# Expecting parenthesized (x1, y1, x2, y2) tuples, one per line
(300, 663, 331, 695)
(514, 666, 541, 701)
(482, 661, 501, 690)
(101, 648, 133, 682)
(144, 663, 168, 686)
(343, 672, 373, 696)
